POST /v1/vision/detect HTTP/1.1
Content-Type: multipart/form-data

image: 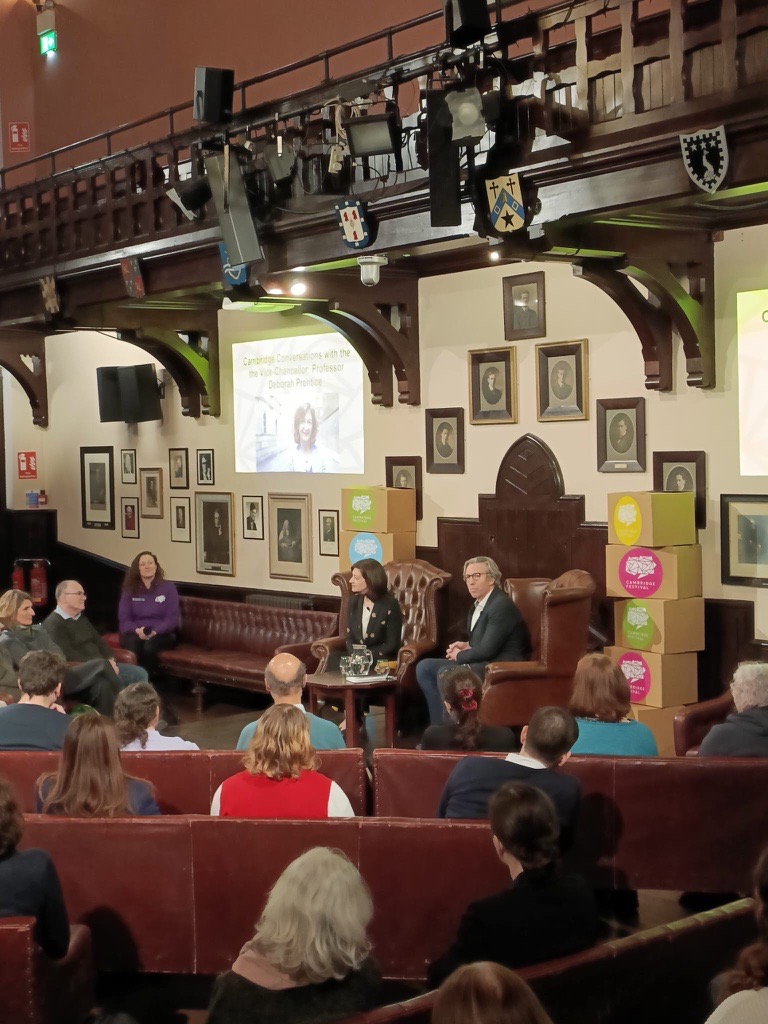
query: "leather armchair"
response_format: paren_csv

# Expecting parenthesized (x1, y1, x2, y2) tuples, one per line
(481, 569, 596, 728)
(311, 559, 452, 701)
(673, 692, 734, 756)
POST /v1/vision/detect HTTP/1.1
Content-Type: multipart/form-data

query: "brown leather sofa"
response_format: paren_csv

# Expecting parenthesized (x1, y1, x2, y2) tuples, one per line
(674, 692, 735, 755)
(482, 569, 596, 727)
(0, 918, 95, 1024)
(0, 748, 368, 816)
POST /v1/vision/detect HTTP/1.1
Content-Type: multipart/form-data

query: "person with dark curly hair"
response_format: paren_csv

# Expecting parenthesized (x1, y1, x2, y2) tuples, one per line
(420, 667, 516, 752)
(115, 682, 198, 751)
(705, 846, 768, 1022)
(118, 551, 179, 675)
(0, 776, 70, 958)
(428, 782, 598, 986)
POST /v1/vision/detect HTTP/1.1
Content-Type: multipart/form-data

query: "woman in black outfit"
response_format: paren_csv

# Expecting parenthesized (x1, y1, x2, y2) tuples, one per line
(0, 775, 70, 959)
(346, 559, 402, 668)
(421, 667, 516, 752)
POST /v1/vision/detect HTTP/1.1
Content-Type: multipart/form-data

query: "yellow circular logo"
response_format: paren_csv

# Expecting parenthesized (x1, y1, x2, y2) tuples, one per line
(613, 496, 642, 545)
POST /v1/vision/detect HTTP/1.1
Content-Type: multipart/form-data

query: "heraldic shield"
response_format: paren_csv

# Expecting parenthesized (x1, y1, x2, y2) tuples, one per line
(679, 126, 729, 194)
(485, 173, 526, 234)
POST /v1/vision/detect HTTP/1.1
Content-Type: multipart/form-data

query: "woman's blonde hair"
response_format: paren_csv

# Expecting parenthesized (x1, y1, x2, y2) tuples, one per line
(243, 704, 318, 779)
(246, 847, 372, 984)
(433, 962, 554, 1024)
(0, 590, 32, 630)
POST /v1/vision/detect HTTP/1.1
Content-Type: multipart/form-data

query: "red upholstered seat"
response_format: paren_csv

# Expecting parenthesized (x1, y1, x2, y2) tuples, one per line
(673, 692, 734, 755)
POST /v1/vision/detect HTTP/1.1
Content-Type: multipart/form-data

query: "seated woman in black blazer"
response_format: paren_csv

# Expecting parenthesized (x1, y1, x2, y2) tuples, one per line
(421, 667, 516, 752)
(428, 782, 598, 986)
(346, 559, 403, 668)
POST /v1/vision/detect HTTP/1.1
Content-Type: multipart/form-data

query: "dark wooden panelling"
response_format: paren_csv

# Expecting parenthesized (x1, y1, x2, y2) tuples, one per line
(698, 599, 761, 701)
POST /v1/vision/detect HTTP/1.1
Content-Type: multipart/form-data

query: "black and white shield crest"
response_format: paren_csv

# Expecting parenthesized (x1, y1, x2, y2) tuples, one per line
(679, 126, 729, 194)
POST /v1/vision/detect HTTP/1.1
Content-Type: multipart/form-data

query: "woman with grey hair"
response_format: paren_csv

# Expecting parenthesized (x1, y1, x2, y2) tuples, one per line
(699, 662, 768, 757)
(206, 847, 384, 1023)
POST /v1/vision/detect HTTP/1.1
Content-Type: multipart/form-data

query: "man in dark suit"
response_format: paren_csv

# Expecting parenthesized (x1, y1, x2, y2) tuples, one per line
(436, 706, 581, 847)
(416, 555, 530, 725)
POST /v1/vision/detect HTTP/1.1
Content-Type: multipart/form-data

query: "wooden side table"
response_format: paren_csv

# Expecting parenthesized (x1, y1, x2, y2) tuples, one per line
(307, 671, 397, 749)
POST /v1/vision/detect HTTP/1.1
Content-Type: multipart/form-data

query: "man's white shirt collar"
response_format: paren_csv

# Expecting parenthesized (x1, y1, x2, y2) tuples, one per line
(54, 607, 81, 621)
(505, 751, 547, 770)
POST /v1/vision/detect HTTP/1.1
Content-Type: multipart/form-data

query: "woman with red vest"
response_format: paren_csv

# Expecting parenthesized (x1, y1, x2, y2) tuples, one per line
(210, 704, 354, 818)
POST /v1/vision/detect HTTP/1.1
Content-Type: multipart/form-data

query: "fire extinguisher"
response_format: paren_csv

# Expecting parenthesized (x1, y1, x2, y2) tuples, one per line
(11, 560, 25, 592)
(29, 560, 49, 606)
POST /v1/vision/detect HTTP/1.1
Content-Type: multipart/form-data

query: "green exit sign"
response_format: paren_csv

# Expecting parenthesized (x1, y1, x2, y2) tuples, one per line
(39, 29, 57, 55)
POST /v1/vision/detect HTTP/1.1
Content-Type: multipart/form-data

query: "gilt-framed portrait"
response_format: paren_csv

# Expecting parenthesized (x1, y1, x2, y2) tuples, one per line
(721, 494, 768, 587)
(269, 493, 312, 581)
(597, 398, 646, 472)
(503, 271, 546, 340)
(469, 348, 518, 425)
(426, 408, 465, 474)
(536, 340, 588, 421)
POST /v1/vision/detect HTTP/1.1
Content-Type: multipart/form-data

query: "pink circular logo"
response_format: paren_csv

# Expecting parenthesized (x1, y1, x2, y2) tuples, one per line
(618, 547, 663, 596)
(618, 652, 651, 702)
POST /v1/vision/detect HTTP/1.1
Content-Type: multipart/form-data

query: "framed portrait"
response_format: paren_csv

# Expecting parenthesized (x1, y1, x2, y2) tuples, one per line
(170, 496, 192, 543)
(653, 450, 707, 528)
(721, 494, 768, 587)
(80, 446, 115, 530)
(469, 348, 518, 425)
(503, 271, 546, 340)
(139, 467, 163, 518)
(195, 491, 234, 575)
(596, 398, 646, 472)
(268, 493, 312, 581)
(536, 339, 588, 421)
(319, 509, 340, 557)
(426, 408, 465, 474)
(196, 448, 215, 486)
(385, 455, 423, 520)
(120, 448, 137, 485)
(168, 448, 189, 490)
(120, 497, 139, 540)
(242, 495, 264, 540)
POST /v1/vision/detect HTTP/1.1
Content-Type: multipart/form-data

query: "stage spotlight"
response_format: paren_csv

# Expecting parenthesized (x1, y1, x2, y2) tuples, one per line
(264, 144, 297, 184)
(444, 88, 487, 144)
(444, 0, 492, 48)
(166, 178, 212, 220)
(343, 111, 402, 163)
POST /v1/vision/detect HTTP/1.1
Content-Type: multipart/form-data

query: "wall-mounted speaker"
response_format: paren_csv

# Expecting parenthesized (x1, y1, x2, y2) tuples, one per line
(96, 365, 162, 423)
(444, 0, 492, 47)
(205, 150, 265, 266)
(193, 66, 235, 123)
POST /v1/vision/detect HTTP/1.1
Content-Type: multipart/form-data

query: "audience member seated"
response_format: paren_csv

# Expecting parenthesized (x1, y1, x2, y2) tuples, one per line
(699, 662, 768, 757)
(437, 707, 581, 844)
(36, 713, 160, 816)
(237, 653, 344, 752)
(118, 550, 180, 676)
(0, 651, 70, 751)
(705, 845, 768, 1023)
(421, 666, 516, 752)
(207, 847, 384, 1024)
(115, 681, 199, 751)
(0, 775, 70, 959)
(212, 705, 354, 818)
(568, 653, 658, 756)
(345, 558, 403, 666)
(0, 589, 121, 715)
(417, 556, 530, 726)
(43, 579, 149, 688)
(428, 783, 598, 986)
(431, 962, 554, 1024)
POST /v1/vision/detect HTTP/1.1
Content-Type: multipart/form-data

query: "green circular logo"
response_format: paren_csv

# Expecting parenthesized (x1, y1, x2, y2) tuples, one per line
(622, 599, 654, 648)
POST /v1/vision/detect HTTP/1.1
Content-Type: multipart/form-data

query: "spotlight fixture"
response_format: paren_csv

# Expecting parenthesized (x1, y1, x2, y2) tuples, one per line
(444, 88, 486, 145)
(444, 0, 492, 48)
(263, 143, 297, 183)
(166, 178, 213, 220)
(343, 111, 402, 170)
(357, 254, 388, 287)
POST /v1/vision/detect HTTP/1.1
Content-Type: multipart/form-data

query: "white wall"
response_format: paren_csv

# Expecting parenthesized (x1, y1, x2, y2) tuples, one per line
(3, 225, 766, 627)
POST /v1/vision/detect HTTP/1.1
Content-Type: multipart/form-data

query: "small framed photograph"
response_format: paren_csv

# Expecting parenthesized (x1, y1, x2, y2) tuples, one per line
(120, 449, 137, 485)
(121, 497, 139, 540)
(169, 448, 189, 490)
(269, 493, 312, 581)
(469, 348, 518, 425)
(596, 398, 646, 473)
(195, 491, 234, 575)
(318, 510, 339, 557)
(196, 448, 215, 486)
(80, 446, 115, 530)
(721, 494, 768, 586)
(536, 340, 589, 421)
(242, 496, 264, 540)
(503, 271, 546, 340)
(385, 455, 423, 520)
(426, 408, 465, 475)
(139, 467, 163, 518)
(170, 496, 192, 543)
(653, 451, 707, 528)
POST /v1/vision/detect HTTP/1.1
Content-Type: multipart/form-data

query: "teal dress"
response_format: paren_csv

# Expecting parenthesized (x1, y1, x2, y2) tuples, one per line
(571, 717, 658, 757)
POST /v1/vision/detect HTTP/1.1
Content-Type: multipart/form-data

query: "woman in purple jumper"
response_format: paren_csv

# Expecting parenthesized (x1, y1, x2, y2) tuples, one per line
(118, 551, 179, 676)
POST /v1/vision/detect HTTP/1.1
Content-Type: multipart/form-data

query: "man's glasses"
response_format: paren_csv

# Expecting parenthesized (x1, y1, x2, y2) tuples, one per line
(64, 590, 85, 596)
(463, 572, 490, 583)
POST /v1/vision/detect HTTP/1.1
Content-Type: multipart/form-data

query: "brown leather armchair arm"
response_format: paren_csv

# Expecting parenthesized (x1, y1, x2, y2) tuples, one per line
(482, 662, 572, 728)
(485, 661, 549, 685)
(673, 692, 734, 756)
(310, 635, 347, 673)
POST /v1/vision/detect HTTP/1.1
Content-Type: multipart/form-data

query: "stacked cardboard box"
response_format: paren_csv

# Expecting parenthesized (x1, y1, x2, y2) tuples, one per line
(605, 491, 703, 756)
(339, 486, 416, 570)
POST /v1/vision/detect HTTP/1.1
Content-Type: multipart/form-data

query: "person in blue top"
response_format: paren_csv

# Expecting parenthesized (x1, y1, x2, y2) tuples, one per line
(568, 653, 657, 757)
(237, 652, 345, 752)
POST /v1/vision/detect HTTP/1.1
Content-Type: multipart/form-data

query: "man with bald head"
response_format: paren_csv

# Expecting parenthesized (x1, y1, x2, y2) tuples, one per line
(236, 652, 345, 751)
(42, 580, 148, 688)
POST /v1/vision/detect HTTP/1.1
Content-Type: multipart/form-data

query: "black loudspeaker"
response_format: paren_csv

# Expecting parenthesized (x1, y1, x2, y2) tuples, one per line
(96, 365, 162, 423)
(193, 66, 235, 123)
(205, 150, 265, 266)
(426, 91, 462, 227)
(444, 0, 492, 47)
(96, 366, 122, 422)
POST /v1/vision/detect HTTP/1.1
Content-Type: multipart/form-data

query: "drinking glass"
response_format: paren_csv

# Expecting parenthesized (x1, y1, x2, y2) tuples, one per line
(339, 656, 351, 680)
